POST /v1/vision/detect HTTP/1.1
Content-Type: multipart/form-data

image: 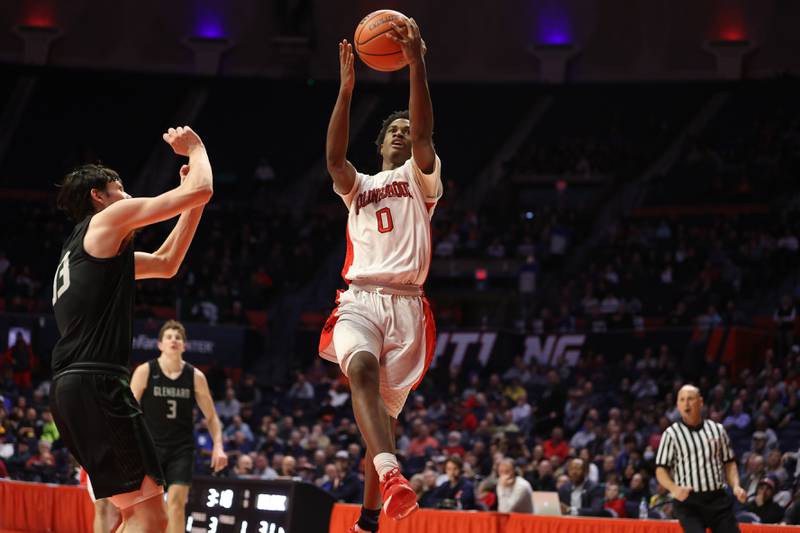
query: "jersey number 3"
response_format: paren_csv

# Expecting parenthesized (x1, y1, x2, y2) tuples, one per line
(52, 252, 71, 305)
(166, 399, 177, 419)
(376, 207, 394, 233)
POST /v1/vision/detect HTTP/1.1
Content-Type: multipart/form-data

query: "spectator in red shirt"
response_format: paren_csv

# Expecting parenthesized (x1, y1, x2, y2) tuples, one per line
(4, 333, 37, 389)
(407, 421, 439, 458)
(443, 431, 465, 457)
(543, 427, 570, 461)
(603, 481, 626, 517)
(25, 439, 56, 470)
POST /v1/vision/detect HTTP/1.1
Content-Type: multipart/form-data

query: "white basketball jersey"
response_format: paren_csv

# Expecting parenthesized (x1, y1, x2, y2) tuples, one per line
(337, 155, 443, 286)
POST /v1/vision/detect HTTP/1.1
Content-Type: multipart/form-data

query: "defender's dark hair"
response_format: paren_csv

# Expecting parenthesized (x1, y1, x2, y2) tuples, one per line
(375, 109, 410, 156)
(56, 164, 121, 222)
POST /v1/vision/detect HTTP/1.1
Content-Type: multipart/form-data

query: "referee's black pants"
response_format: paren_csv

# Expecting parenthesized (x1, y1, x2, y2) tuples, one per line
(674, 489, 740, 533)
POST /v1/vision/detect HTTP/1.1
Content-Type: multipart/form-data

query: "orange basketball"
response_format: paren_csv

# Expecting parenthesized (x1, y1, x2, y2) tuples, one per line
(354, 9, 409, 72)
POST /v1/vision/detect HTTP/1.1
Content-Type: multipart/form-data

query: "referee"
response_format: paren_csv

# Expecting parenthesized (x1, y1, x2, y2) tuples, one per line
(655, 384, 747, 532)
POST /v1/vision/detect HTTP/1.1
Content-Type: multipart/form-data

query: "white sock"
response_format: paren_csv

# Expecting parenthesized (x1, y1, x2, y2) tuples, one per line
(373, 452, 400, 480)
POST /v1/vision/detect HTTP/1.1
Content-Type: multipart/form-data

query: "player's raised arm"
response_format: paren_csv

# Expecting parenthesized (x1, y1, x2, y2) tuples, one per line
(91, 127, 212, 243)
(135, 163, 206, 280)
(326, 40, 358, 196)
(389, 18, 435, 174)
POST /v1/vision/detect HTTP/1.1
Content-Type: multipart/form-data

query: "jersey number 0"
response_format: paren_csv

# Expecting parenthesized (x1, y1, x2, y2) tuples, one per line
(376, 207, 394, 233)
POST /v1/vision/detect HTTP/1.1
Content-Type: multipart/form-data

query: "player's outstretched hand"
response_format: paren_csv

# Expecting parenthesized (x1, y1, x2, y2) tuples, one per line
(211, 446, 228, 473)
(339, 39, 355, 93)
(163, 126, 204, 157)
(388, 17, 426, 66)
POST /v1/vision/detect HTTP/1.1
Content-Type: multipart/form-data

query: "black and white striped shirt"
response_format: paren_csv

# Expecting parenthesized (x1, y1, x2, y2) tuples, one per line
(655, 419, 735, 492)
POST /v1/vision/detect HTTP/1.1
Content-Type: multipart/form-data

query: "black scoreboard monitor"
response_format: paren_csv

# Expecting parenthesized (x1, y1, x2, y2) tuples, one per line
(185, 476, 335, 533)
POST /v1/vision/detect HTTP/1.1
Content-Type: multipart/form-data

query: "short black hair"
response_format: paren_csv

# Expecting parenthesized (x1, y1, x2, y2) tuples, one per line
(375, 110, 410, 156)
(56, 164, 121, 222)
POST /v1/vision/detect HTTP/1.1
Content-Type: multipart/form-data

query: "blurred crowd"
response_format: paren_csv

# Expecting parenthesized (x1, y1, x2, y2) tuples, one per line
(528, 214, 800, 331)
(2, 331, 800, 525)
(0, 195, 340, 326)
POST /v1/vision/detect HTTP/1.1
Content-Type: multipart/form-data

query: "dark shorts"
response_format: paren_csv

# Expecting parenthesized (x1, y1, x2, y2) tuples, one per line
(673, 489, 740, 533)
(50, 364, 164, 499)
(155, 444, 194, 488)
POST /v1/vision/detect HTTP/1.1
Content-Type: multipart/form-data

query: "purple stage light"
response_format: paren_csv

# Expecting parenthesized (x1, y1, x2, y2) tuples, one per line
(537, 2, 572, 45)
(194, 0, 225, 39)
(196, 18, 224, 39)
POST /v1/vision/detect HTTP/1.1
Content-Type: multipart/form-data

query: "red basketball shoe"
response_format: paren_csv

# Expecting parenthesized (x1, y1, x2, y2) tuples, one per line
(380, 467, 418, 520)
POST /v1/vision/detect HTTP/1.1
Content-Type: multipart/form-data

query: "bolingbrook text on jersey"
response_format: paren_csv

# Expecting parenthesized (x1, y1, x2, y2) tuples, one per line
(152, 386, 191, 399)
(355, 181, 413, 214)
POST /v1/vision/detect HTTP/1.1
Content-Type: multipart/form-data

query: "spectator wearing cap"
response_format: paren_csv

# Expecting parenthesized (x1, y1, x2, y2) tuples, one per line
(430, 455, 477, 510)
(295, 457, 317, 483)
(742, 430, 770, 465)
(325, 451, 362, 503)
(744, 478, 784, 524)
(496, 458, 533, 513)
(752, 416, 778, 450)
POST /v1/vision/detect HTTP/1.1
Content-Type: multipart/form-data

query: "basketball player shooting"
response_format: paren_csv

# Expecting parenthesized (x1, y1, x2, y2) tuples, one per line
(319, 18, 441, 532)
(50, 126, 212, 533)
(131, 320, 228, 533)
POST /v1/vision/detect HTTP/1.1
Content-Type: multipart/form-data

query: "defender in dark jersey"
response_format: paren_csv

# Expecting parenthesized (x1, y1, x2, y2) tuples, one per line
(131, 320, 227, 533)
(51, 126, 213, 532)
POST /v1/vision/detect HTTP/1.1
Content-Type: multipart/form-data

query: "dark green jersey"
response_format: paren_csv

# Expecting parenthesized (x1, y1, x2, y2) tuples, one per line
(51, 216, 135, 374)
(140, 359, 196, 450)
